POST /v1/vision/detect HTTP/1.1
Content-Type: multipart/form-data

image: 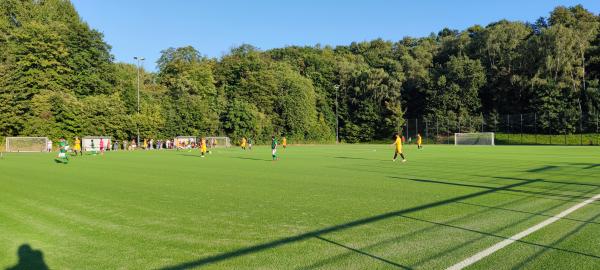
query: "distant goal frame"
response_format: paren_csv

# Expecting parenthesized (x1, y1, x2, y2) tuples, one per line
(5, 137, 50, 152)
(206, 136, 232, 148)
(454, 132, 495, 146)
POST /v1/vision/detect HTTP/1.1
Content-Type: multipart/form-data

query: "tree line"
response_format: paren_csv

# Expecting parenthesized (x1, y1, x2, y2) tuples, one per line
(1, 0, 599, 143)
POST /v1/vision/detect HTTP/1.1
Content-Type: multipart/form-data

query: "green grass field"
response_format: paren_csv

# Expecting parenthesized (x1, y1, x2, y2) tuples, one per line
(1, 145, 599, 269)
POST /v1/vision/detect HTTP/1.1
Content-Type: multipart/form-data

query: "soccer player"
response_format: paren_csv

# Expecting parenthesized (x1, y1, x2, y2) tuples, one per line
(57, 138, 69, 163)
(241, 137, 247, 150)
(247, 138, 253, 150)
(73, 137, 82, 156)
(417, 133, 423, 149)
(200, 137, 207, 158)
(392, 134, 406, 162)
(99, 138, 105, 155)
(271, 136, 278, 161)
(282, 136, 287, 149)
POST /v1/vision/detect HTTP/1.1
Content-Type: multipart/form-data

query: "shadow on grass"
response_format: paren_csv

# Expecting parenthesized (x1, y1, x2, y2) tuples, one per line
(583, 164, 600, 169)
(176, 154, 201, 158)
(566, 163, 600, 169)
(490, 176, 600, 189)
(6, 244, 49, 270)
(455, 201, 600, 226)
(527, 165, 559, 173)
(392, 177, 594, 201)
(334, 156, 373, 161)
(314, 236, 412, 269)
(156, 179, 537, 270)
(407, 185, 600, 268)
(400, 214, 600, 262)
(511, 211, 600, 268)
(53, 159, 68, 164)
(232, 156, 271, 162)
(297, 182, 578, 269)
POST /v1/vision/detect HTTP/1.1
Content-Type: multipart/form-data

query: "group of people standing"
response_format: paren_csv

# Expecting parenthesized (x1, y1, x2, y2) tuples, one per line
(141, 139, 176, 150)
(54, 135, 293, 163)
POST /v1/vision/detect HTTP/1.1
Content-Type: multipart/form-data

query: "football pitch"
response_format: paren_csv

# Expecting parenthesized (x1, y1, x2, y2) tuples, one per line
(1, 145, 599, 269)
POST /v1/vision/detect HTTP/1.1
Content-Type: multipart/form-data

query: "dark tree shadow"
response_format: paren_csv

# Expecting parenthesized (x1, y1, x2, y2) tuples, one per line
(232, 156, 271, 162)
(566, 163, 600, 169)
(454, 201, 600, 226)
(334, 156, 372, 161)
(296, 183, 568, 270)
(583, 164, 600, 169)
(313, 236, 412, 269)
(177, 154, 202, 158)
(156, 178, 537, 270)
(5, 244, 49, 270)
(511, 211, 600, 269)
(527, 166, 559, 173)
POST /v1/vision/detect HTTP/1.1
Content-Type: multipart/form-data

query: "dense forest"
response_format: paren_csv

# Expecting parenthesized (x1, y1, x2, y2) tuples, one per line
(1, 0, 599, 143)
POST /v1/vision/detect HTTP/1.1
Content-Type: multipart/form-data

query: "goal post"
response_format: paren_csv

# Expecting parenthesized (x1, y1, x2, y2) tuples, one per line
(82, 136, 112, 152)
(206, 137, 231, 148)
(5, 137, 50, 152)
(455, 132, 495, 146)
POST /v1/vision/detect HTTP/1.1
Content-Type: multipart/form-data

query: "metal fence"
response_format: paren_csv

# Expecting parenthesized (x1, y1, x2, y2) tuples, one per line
(403, 113, 600, 146)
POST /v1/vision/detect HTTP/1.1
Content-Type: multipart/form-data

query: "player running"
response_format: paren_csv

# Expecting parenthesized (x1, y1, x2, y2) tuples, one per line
(271, 136, 278, 161)
(282, 136, 287, 149)
(57, 138, 69, 163)
(417, 133, 423, 149)
(200, 137, 207, 158)
(73, 137, 82, 156)
(392, 134, 406, 163)
(241, 137, 247, 150)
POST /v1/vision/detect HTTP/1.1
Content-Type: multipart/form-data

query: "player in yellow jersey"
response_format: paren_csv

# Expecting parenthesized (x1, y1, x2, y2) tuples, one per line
(73, 137, 82, 156)
(200, 137, 207, 158)
(282, 136, 287, 149)
(241, 137, 247, 150)
(417, 133, 423, 149)
(392, 134, 406, 162)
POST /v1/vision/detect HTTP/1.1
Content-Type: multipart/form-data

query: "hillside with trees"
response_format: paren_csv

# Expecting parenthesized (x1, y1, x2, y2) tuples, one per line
(1, 0, 599, 143)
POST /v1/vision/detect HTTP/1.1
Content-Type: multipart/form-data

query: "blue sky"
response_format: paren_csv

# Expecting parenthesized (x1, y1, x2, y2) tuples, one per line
(71, 0, 599, 71)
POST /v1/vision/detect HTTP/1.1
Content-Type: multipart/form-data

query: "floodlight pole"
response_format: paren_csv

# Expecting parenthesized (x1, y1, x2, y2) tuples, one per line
(334, 85, 339, 144)
(134, 56, 145, 148)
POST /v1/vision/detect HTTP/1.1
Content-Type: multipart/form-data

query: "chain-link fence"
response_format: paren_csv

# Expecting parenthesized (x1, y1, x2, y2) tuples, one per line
(403, 113, 600, 146)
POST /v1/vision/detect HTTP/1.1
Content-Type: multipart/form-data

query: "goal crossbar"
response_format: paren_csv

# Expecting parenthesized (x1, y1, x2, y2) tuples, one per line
(5, 137, 49, 152)
(206, 136, 231, 148)
(454, 132, 495, 146)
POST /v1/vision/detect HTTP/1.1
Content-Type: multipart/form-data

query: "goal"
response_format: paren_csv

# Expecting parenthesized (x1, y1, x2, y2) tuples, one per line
(206, 137, 231, 148)
(82, 136, 112, 152)
(5, 137, 50, 152)
(454, 132, 495, 146)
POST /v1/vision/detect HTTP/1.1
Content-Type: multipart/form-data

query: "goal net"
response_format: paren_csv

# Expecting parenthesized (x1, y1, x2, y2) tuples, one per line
(82, 136, 112, 152)
(5, 137, 49, 152)
(455, 132, 495, 146)
(206, 137, 231, 148)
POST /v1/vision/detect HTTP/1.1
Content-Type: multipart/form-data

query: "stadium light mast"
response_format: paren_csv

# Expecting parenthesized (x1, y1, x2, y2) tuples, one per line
(334, 85, 339, 144)
(134, 56, 145, 147)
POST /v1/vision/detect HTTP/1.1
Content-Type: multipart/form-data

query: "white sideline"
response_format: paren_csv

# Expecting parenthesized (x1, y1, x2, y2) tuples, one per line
(446, 193, 600, 270)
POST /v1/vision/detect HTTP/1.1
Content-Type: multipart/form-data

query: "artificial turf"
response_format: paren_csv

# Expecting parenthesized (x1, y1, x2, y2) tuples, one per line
(1, 145, 599, 269)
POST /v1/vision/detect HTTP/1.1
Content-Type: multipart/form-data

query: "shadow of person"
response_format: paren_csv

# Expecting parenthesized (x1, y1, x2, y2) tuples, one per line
(5, 244, 49, 270)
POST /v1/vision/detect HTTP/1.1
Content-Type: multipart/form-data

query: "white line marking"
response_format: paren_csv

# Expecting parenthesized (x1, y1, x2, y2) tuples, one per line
(446, 193, 600, 270)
